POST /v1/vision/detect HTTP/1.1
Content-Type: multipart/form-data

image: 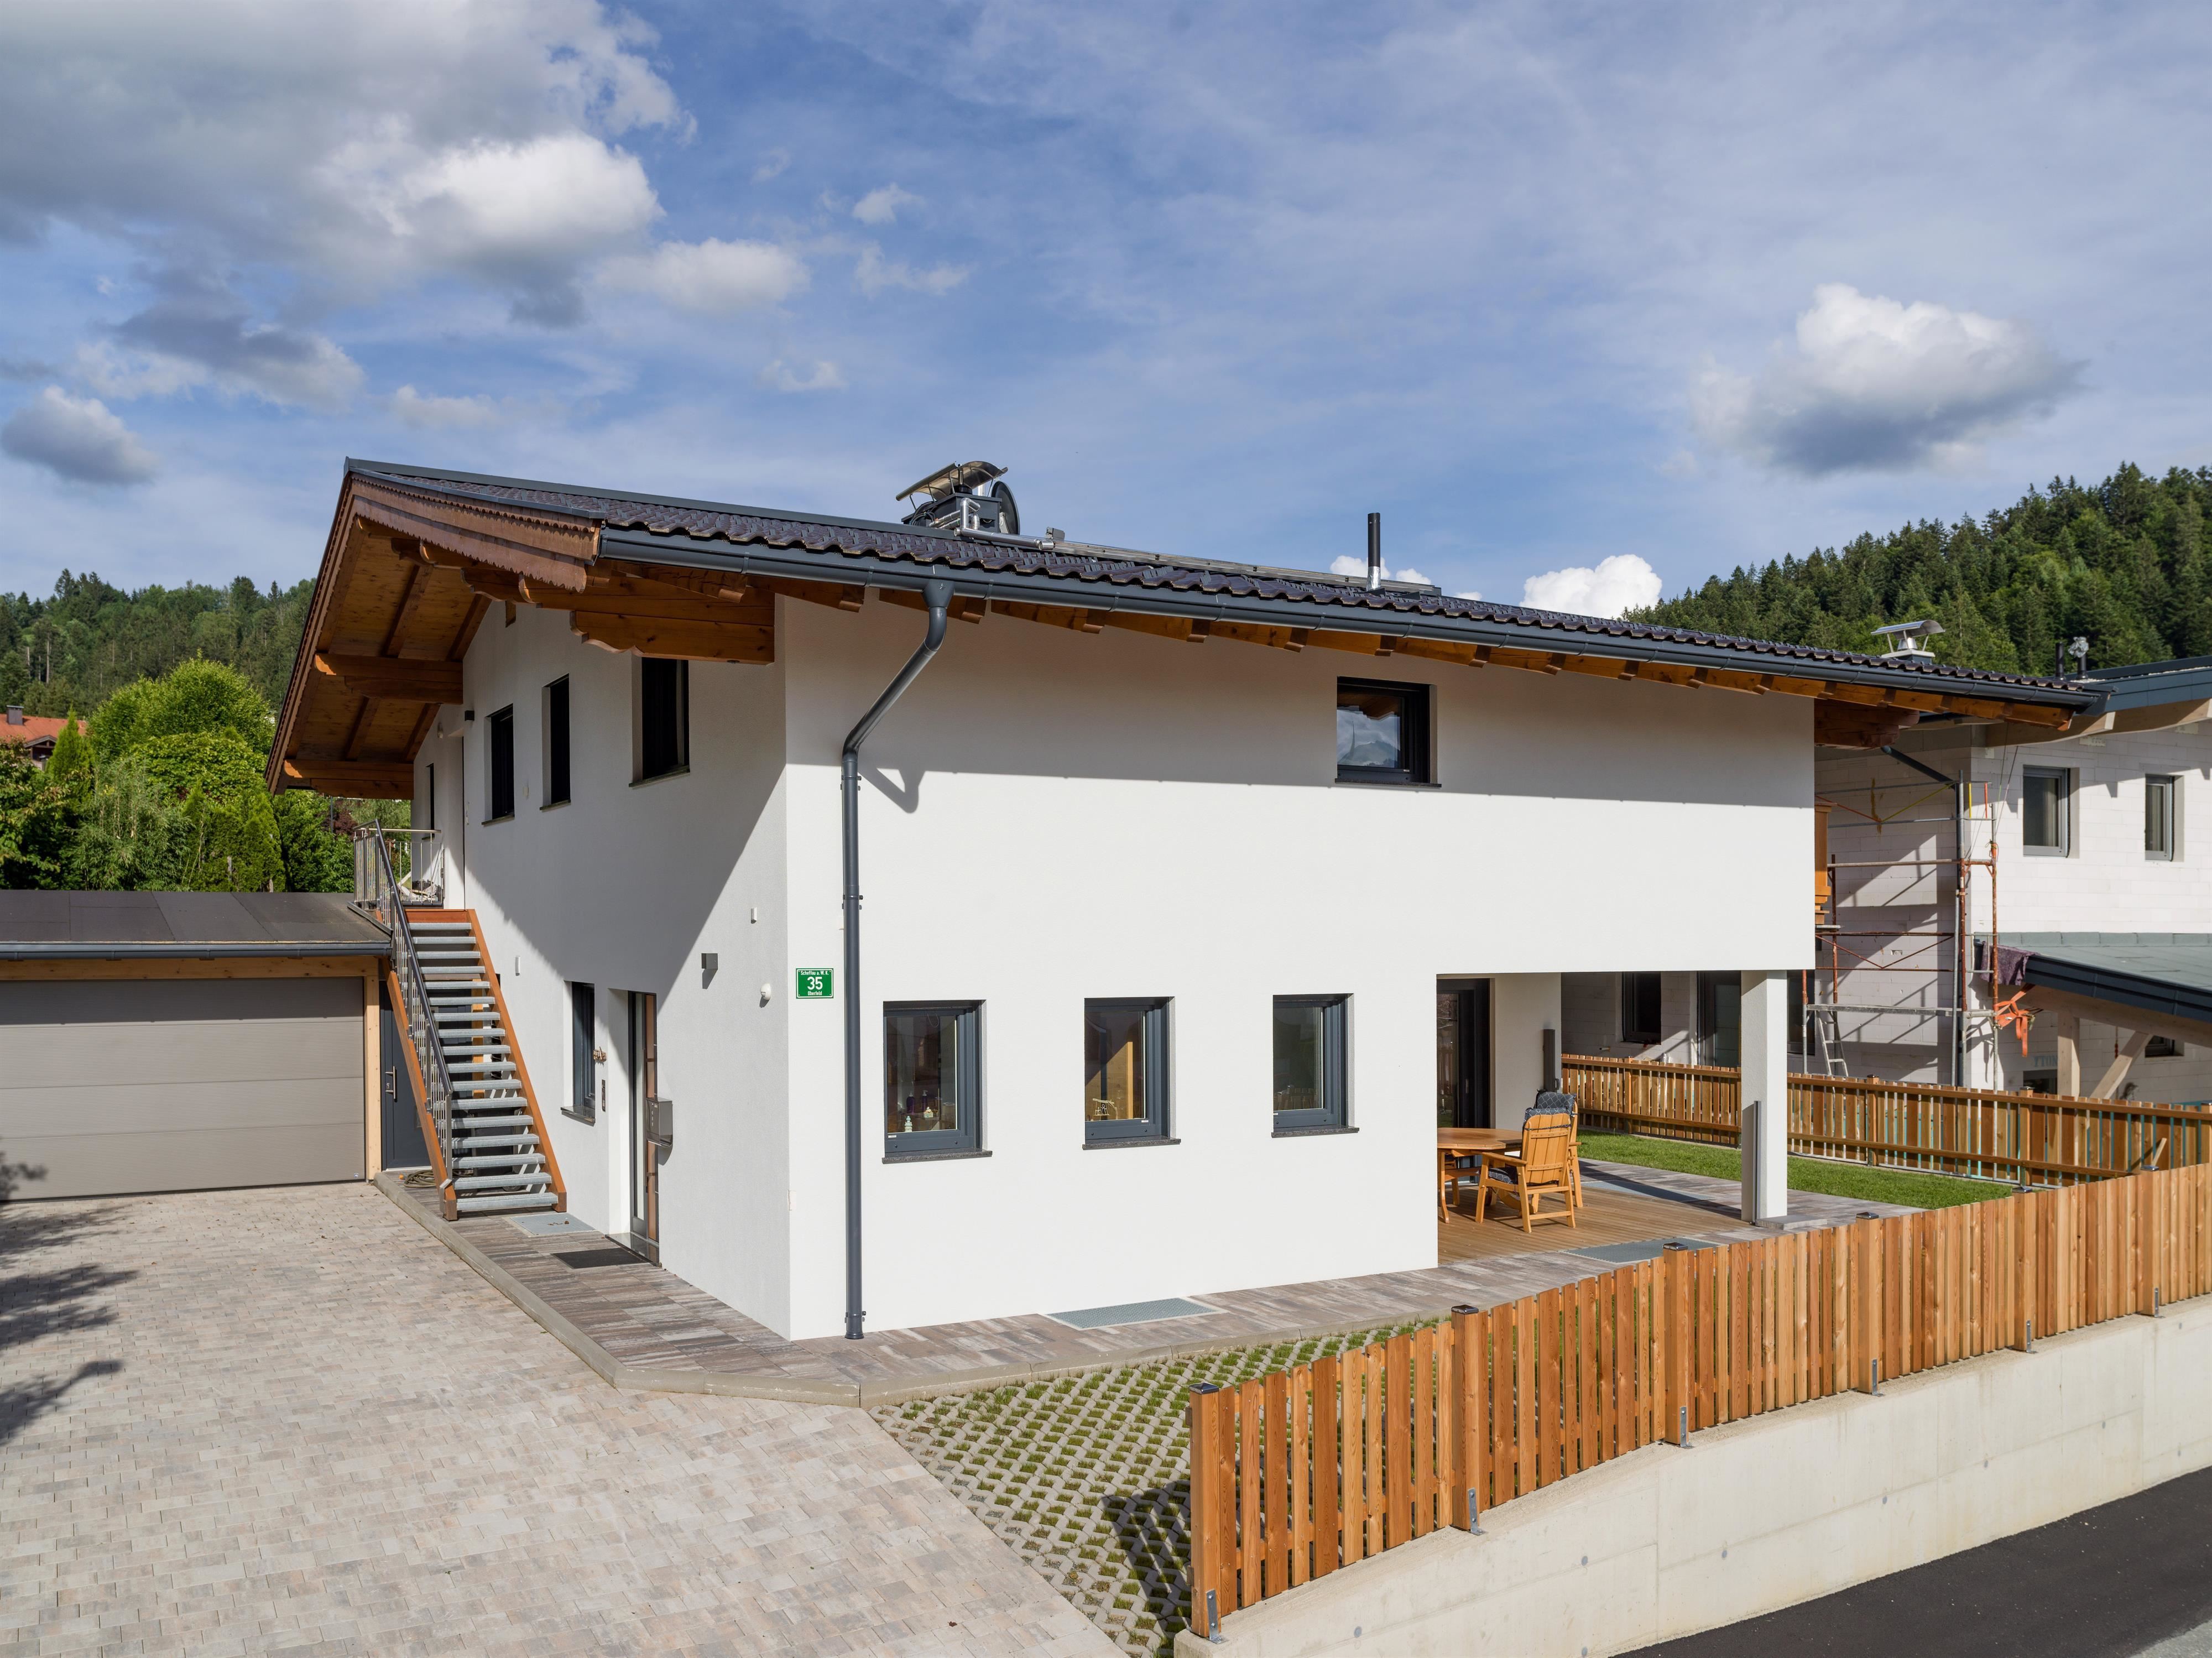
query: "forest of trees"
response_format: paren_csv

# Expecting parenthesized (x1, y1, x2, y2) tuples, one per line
(1634, 463, 2212, 676)
(1, 571, 313, 718)
(0, 572, 404, 892)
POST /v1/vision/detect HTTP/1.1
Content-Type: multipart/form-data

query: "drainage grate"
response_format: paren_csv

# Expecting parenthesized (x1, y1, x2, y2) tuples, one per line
(1044, 1297, 1215, 1330)
(1570, 1237, 1718, 1264)
(554, 1247, 643, 1270)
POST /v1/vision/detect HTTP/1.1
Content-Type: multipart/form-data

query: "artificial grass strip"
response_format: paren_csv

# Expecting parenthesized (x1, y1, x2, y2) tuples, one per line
(1579, 1130, 2009, 1210)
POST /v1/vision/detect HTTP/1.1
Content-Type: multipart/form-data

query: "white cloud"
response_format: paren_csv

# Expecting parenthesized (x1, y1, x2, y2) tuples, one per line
(2, 387, 158, 484)
(757, 359, 846, 393)
(0, 1, 687, 324)
(387, 385, 503, 429)
(598, 238, 808, 314)
(852, 184, 923, 225)
(1454, 590, 1483, 602)
(1692, 284, 2082, 476)
(753, 148, 791, 183)
(1520, 554, 1662, 619)
(1328, 554, 1433, 586)
(854, 244, 968, 296)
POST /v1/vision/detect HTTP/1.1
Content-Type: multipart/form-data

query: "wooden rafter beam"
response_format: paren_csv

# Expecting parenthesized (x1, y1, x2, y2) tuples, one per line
(1098, 611, 1211, 644)
(315, 653, 463, 702)
(342, 697, 379, 762)
(570, 613, 774, 661)
(990, 597, 1100, 633)
(1814, 698, 1921, 749)
(283, 757, 415, 798)
(382, 559, 434, 658)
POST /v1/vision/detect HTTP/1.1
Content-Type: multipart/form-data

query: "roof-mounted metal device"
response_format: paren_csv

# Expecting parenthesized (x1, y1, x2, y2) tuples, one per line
(897, 461, 1020, 537)
(1872, 619, 1945, 663)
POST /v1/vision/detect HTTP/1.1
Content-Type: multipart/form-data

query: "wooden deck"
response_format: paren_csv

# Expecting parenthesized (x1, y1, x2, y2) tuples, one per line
(1438, 1179, 1724, 1263)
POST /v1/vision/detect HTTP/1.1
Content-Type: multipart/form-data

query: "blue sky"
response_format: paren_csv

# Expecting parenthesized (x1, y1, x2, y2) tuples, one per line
(1, 1, 2208, 616)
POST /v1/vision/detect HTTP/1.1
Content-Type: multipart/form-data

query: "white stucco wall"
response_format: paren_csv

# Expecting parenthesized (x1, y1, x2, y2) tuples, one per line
(777, 601, 1811, 1338)
(418, 603, 796, 1330)
(421, 592, 1816, 1340)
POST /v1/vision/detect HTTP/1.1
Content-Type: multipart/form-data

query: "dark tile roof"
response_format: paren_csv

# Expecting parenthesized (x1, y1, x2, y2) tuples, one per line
(349, 460, 2091, 701)
(0, 891, 389, 957)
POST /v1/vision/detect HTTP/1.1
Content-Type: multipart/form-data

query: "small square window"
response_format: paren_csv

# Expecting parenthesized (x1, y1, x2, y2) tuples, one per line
(486, 706, 515, 821)
(1273, 995, 1348, 1130)
(884, 1003, 982, 1156)
(1084, 998, 1171, 1143)
(638, 659, 689, 781)
(1621, 972, 1662, 1046)
(1336, 678, 1432, 784)
(568, 981, 596, 1122)
(2023, 766, 2069, 856)
(2146, 774, 2178, 861)
(545, 676, 571, 807)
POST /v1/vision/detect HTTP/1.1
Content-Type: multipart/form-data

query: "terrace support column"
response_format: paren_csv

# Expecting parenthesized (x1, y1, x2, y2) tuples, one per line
(2054, 1012, 2082, 1098)
(1740, 969, 1790, 1224)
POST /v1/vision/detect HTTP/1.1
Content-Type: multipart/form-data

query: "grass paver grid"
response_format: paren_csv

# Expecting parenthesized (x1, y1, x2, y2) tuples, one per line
(874, 1318, 1436, 1658)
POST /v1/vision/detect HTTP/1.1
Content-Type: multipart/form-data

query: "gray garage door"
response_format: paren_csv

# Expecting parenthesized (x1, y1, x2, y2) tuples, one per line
(1, 977, 364, 1200)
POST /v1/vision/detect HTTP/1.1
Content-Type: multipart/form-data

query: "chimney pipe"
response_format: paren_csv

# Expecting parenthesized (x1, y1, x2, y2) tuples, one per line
(1366, 512, 1382, 591)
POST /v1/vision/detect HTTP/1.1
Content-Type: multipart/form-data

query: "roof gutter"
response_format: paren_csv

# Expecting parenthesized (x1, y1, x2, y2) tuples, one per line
(2011, 952, 2212, 1031)
(841, 577, 954, 1342)
(601, 530, 2096, 714)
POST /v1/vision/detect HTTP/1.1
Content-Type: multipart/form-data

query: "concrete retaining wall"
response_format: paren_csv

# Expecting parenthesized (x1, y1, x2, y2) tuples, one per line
(1177, 1294, 2212, 1657)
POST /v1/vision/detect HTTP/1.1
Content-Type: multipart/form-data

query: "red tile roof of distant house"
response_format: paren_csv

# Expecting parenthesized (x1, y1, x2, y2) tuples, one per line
(1, 709, 73, 760)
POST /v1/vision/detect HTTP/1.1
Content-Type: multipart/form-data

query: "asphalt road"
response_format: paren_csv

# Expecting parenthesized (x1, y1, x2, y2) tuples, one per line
(1627, 1464, 2212, 1658)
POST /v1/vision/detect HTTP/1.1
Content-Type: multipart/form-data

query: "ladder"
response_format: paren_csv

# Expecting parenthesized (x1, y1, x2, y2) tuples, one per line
(399, 910, 564, 1218)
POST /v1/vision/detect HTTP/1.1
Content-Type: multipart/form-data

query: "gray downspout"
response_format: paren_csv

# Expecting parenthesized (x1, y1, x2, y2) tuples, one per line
(842, 577, 953, 1340)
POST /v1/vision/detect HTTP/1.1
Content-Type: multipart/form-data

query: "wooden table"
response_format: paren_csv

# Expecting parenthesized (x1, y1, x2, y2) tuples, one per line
(1439, 1129, 1521, 1219)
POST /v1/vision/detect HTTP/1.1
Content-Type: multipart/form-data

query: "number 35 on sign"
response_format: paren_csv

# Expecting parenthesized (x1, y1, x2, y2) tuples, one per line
(795, 968, 834, 999)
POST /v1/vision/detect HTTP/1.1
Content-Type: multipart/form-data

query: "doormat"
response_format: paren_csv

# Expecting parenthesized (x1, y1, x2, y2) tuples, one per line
(554, 1247, 643, 1270)
(1042, 1296, 1215, 1329)
(507, 1211, 596, 1237)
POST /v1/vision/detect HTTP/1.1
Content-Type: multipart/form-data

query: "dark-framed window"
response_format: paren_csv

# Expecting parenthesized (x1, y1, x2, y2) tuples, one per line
(545, 676, 571, 807)
(1620, 972, 1662, 1046)
(1335, 677, 1432, 784)
(568, 981, 596, 1122)
(1695, 971, 1739, 1066)
(639, 658, 689, 781)
(2146, 774, 2178, 861)
(423, 762, 436, 832)
(486, 705, 515, 821)
(2148, 1035, 2183, 1058)
(2023, 765, 2070, 856)
(884, 1003, 982, 1156)
(1273, 995, 1348, 1130)
(1084, 998, 1171, 1143)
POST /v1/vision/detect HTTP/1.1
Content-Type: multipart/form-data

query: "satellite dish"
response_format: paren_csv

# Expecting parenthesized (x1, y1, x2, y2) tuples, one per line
(989, 480, 1020, 536)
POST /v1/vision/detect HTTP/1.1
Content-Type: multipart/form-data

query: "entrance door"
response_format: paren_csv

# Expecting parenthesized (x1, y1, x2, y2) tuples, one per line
(1436, 978, 1493, 1129)
(379, 979, 431, 1169)
(627, 990, 660, 1261)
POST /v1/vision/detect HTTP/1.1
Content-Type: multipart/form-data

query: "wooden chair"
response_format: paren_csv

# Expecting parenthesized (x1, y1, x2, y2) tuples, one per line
(1439, 1149, 1475, 1220)
(1475, 1110, 1579, 1233)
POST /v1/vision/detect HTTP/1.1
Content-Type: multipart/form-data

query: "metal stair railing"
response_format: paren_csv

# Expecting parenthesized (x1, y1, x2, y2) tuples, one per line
(366, 825, 458, 1203)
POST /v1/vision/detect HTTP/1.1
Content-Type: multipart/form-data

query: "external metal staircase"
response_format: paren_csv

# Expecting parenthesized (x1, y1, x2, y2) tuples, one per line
(408, 913, 562, 1217)
(359, 828, 563, 1221)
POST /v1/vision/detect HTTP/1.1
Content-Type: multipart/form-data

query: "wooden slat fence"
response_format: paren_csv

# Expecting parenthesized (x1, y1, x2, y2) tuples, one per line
(1565, 1054, 2212, 1186)
(1187, 1161, 2212, 1633)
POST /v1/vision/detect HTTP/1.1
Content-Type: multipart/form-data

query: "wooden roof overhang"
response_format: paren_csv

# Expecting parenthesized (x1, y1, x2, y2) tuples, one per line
(270, 461, 2103, 799)
(268, 473, 778, 799)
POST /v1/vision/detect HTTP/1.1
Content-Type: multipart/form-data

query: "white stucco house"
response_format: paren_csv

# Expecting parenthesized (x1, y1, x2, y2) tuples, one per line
(269, 460, 2095, 1341)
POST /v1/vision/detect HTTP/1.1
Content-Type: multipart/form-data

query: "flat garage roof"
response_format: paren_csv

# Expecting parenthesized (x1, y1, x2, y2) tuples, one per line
(1990, 932, 2212, 1029)
(0, 891, 391, 959)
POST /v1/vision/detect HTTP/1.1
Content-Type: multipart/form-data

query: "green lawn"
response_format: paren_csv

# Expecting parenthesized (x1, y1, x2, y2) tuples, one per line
(1580, 1131, 2010, 1211)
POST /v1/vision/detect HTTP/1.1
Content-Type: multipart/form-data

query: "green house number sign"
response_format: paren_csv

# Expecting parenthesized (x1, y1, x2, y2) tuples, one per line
(795, 968, 834, 999)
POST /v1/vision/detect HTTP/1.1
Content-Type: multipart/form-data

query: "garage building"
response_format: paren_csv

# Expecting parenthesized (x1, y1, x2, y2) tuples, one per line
(0, 891, 414, 1201)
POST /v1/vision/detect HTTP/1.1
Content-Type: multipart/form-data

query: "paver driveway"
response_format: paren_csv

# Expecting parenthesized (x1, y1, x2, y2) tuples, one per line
(0, 1183, 1113, 1657)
